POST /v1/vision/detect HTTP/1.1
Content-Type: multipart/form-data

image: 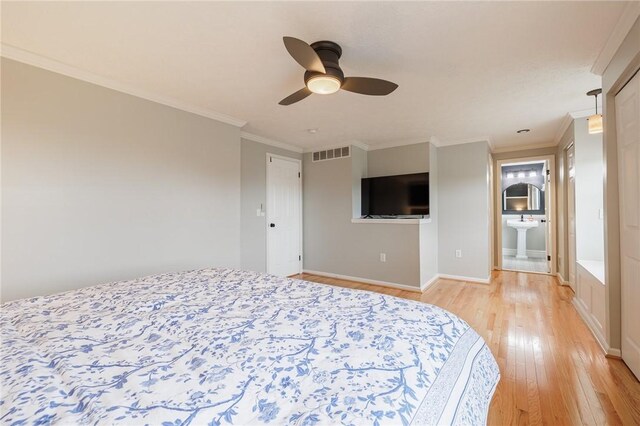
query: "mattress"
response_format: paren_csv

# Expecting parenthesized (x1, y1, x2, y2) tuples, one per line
(0, 268, 499, 425)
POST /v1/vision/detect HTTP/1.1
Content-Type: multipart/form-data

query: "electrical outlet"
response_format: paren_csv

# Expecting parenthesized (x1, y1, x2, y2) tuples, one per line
(380, 253, 386, 262)
(455, 250, 462, 258)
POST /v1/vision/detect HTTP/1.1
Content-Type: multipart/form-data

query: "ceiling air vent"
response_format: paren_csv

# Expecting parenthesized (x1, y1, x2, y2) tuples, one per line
(312, 146, 350, 162)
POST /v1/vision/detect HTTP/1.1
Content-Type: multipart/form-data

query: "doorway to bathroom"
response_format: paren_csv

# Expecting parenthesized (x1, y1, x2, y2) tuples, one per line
(496, 156, 556, 274)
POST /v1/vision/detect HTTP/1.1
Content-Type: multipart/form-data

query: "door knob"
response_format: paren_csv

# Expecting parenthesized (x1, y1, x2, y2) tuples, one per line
(270, 223, 276, 228)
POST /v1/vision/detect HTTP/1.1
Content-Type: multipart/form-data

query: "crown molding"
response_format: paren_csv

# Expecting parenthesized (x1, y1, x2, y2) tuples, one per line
(553, 113, 574, 145)
(429, 136, 442, 146)
(1, 44, 247, 128)
(302, 134, 499, 154)
(349, 140, 371, 152)
(591, 2, 640, 76)
(366, 138, 430, 151)
(569, 108, 597, 119)
(491, 141, 559, 154)
(435, 135, 493, 150)
(240, 131, 303, 153)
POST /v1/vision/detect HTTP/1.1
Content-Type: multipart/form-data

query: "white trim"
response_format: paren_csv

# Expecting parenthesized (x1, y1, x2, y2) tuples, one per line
(351, 218, 431, 225)
(556, 272, 570, 286)
(366, 139, 430, 151)
(552, 107, 603, 146)
(421, 274, 440, 291)
(491, 142, 559, 154)
(569, 107, 600, 120)
(591, 2, 640, 75)
(495, 154, 557, 275)
(349, 141, 371, 152)
(266, 154, 303, 276)
(437, 274, 491, 284)
(304, 135, 495, 154)
(502, 248, 547, 259)
(302, 270, 423, 293)
(436, 136, 494, 151)
(572, 298, 621, 357)
(241, 131, 303, 153)
(553, 113, 574, 145)
(1, 43, 247, 128)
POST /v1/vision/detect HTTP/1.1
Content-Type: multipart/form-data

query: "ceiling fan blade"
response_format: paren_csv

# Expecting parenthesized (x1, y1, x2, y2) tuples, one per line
(283, 36, 326, 74)
(279, 87, 312, 106)
(341, 77, 398, 96)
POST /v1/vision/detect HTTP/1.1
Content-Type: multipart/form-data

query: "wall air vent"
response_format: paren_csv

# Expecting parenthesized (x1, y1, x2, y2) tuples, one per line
(312, 146, 350, 162)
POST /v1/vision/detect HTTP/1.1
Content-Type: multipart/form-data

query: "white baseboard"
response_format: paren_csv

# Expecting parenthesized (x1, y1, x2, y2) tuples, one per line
(437, 273, 491, 284)
(502, 248, 547, 259)
(572, 297, 621, 357)
(302, 270, 422, 293)
(421, 274, 440, 291)
(302, 270, 491, 294)
(556, 273, 570, 286)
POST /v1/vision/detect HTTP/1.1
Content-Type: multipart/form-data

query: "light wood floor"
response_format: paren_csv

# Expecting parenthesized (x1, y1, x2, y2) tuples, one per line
(293, 271, 640, 425)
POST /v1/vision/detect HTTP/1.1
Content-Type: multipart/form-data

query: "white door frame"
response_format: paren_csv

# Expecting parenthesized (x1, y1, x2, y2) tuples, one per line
(566, 143, 577, 291)
(265, 153, 303, 276)
(495, 154, 557, 275)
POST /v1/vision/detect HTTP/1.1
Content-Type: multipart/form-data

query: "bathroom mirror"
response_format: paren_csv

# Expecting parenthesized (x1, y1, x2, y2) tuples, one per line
(502, 183, 543, 213)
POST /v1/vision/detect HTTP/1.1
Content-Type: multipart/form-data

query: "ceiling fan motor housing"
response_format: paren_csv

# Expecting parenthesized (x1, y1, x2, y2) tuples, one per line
(304, 41, 344, 85)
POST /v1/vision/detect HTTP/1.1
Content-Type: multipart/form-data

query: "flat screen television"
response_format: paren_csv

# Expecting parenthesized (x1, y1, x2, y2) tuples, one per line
(361, 172, 429, 216)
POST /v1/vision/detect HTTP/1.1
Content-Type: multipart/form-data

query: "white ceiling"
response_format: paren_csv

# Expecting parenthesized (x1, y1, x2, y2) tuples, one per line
(0, 1, 631, 151)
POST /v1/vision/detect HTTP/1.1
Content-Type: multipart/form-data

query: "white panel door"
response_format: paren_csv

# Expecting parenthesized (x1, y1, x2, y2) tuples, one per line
(266, 155, 302, 277)
(615, 72, 640, 380)
(567, 144, 577, 291)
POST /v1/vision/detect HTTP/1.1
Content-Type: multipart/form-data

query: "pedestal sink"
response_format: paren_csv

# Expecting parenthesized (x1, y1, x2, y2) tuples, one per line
(507, 220, 539, 259)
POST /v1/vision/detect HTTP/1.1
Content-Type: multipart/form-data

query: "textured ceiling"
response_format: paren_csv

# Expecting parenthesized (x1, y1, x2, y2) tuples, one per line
(0, 1, 629, 151)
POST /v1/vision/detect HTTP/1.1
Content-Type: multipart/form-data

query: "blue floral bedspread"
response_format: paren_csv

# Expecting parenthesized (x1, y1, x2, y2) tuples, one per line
(0, 268, 499, 425)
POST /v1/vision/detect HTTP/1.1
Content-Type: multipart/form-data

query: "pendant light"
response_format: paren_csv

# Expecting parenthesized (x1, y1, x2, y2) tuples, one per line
(587, 88, 603, 134)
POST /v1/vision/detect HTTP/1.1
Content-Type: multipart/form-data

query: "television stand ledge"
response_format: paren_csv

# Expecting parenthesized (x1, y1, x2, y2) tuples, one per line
(351, 217, 431, 225)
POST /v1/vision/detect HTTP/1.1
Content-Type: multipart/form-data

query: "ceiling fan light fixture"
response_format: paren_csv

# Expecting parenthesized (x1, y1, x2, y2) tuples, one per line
(306, 75, 341, 95)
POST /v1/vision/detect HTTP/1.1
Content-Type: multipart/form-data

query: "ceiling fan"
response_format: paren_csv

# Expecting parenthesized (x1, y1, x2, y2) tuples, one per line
(279, 36, 398, 106)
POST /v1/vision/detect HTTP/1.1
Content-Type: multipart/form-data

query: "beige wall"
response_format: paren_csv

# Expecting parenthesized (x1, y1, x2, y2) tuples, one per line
(302, 146, 424, 288)
(367, 143, 429, 177)
(420, 143, 439, 285)
(573, 117, 604, 262)
(438, 141, 491, 279)
(601, 16, 640, 351)
(1, 59, 242, 302)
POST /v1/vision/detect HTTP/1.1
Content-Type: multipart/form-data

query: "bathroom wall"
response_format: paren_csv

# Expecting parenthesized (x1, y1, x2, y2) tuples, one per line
(500, 161, 547, 255)
(500, 162, 545, 192)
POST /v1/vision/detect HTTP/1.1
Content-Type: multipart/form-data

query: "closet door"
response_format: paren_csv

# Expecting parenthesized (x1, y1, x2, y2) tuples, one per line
(615, 72, 640, 380)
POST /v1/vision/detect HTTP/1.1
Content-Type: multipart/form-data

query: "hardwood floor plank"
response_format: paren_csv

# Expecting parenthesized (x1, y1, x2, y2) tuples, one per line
(293, 271, 640, 425)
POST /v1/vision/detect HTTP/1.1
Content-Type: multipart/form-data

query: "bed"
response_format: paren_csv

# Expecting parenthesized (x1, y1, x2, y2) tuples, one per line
(0, 268, 499, 425)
